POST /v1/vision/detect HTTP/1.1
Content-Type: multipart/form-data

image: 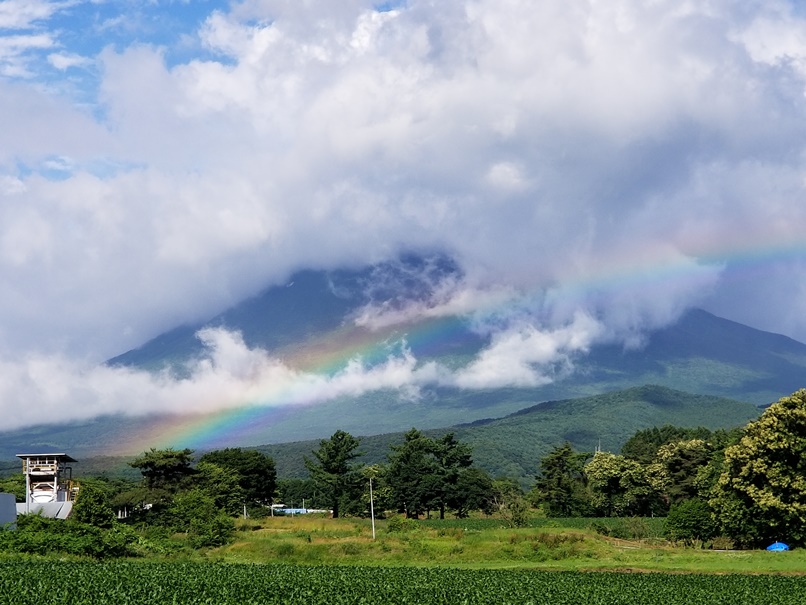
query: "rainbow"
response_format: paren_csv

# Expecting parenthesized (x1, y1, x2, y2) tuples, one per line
(110, 313, 481, 454)
(109, 237, 806, 455)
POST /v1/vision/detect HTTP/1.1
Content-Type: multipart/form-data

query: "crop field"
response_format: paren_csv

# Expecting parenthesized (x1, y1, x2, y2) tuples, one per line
(1, 561, 806, 605)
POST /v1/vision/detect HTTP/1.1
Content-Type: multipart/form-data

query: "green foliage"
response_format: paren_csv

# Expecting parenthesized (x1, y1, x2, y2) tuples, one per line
(452, 467, 494, 518)
(501, 496, 531, 528)
(420, 515, 672, 537)
(587, 517, 655, 540)
(276, 478, 321, 509)
(431, 433, 474, 519)
(532, 442, 591, 517)
(653, 439, 713, 505)
(304, 430, 363, 518)
(386, 429, 439, 519)
(711, 389, 806, 547)
(129, 448, 195, 492)
(198, 447, 277, 505)
(488, 479, 530, 528)
(71, 484, 116, 529)
(585, 452, 664, 517)
(622, 425, 715, 464)
(386, 516, 419, 533)
(2, 561, 806, 604)
(167, 489, 235, 548)
(0, 474, 25, 502)
(0, 514, 137, 558)
(193, 461, 244, 516)
(385, 429, 484, 519)
(665, 499, 716, 545)
(111, 485, 172, 521)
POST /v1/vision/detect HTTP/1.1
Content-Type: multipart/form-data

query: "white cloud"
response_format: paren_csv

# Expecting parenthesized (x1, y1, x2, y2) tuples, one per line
(47, 51, 92, 70)
(1, 0, 806, 428)
(0, 0, 65, 30)
(0, 321, 603, 431)
(0, 32, 56, 76)
(452, 312, 604, 389)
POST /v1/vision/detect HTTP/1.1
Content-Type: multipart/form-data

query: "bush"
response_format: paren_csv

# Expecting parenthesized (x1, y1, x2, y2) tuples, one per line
(167, 490, 235, 548)
(71, 484, 116, 528)
(0, 514, 137, 558)
(187, 513, 235, 548)
(665, 499, 716, 545)
(386, 516, 419, 533)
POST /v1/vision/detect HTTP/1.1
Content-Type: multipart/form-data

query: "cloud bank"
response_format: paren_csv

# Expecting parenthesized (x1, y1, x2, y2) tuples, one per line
(0, 320, 606, 432)
(2, 0, 806, 428)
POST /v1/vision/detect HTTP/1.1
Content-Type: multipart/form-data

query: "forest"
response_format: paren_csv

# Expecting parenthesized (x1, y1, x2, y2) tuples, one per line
(2, 389, 805, 557)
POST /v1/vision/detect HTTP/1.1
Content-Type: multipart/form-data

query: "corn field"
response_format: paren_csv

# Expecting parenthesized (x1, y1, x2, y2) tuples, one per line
(1, 561, 805, 604)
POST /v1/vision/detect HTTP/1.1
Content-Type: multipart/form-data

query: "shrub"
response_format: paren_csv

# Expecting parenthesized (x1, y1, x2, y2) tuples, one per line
(71, 484, 116, 529)
(0, 514, 137, 558)
(386, 516, 418, 533)
(665, 499, 716, 545)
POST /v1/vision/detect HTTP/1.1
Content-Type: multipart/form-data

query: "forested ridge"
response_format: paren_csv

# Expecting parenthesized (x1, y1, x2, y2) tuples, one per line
(2, 388, 805, 555)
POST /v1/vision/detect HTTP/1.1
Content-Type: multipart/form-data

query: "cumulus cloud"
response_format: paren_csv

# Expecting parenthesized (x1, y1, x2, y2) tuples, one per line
(0, 320, 607, 432)
(2, 0, 806, 428)
(453, 312, 604, 389)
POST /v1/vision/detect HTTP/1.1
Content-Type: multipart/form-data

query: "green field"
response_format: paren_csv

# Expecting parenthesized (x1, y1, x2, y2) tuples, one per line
(1, 561, 805, 605)
(213, 516, 804, 575)
(4, 516, 806, 603)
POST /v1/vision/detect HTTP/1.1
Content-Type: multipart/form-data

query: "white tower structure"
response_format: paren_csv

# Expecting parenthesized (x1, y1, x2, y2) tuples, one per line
(16, 453, 78, 518)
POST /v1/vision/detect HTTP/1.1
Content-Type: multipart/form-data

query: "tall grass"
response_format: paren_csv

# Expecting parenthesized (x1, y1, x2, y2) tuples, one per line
(215, 516, 805, 574)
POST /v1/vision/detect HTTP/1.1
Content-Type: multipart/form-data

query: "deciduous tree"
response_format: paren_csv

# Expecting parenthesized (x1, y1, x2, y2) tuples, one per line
(711, 389, 806, 547)
(585, 451, 663, 517)
(71, 484, 116, 529)
(199, 448, 276, 506)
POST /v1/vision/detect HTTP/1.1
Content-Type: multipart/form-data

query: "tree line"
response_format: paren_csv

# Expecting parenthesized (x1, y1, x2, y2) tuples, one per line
(4, 389, 806, 554)
(532, 389, 806, 547)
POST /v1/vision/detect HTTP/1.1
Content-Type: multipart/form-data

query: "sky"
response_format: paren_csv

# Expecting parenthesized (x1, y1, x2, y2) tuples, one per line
(2, 0, 806, 431)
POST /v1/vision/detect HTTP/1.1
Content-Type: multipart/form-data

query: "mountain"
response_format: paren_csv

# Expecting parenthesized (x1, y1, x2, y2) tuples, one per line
(108, 254, 480, 372)
(2, 385, 758, 486)
(1, 255, 805, 459)
(254, 385, 759, 483)
(108, 255, 806, 408)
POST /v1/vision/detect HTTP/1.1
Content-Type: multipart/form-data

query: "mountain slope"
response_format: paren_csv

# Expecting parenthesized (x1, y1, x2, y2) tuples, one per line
(19, 385, 756, 485)
(3, 256, 806, 459)
(109, 257, 806, 409)
(254, 385, 759, 482)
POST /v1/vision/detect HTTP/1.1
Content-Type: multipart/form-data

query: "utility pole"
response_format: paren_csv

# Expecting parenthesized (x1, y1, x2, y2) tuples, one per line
(369, 476, 376, 540)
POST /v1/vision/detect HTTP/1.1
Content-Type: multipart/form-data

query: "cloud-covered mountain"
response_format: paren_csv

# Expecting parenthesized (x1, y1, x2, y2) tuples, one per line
(4, 1, 806, 445)
(111, 253, 806, 406)
(1, 253, 802, 459)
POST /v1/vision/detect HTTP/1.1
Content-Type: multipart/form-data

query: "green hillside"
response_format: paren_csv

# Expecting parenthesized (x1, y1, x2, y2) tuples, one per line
(1, 385, 759, 487)
(255, 385, 759, 484)
(3, 256, 805, 462)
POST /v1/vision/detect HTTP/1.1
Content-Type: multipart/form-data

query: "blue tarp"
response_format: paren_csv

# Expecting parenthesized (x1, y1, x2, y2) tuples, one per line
(766, 542, 790, 551)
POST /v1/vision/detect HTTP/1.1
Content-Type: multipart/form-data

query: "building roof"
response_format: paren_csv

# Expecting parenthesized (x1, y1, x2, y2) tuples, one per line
(15, 453, 77, 463)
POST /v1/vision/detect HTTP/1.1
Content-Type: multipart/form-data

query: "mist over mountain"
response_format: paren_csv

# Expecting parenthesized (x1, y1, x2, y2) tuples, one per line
(6, 2, 806, 466)
(109, 253, 478, 373)
(110, 253, 806, 407)
(2, 253, 803, 460)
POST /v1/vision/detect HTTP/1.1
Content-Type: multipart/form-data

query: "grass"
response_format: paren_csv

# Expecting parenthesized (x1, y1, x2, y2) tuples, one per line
(214, 515, 806, 575)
